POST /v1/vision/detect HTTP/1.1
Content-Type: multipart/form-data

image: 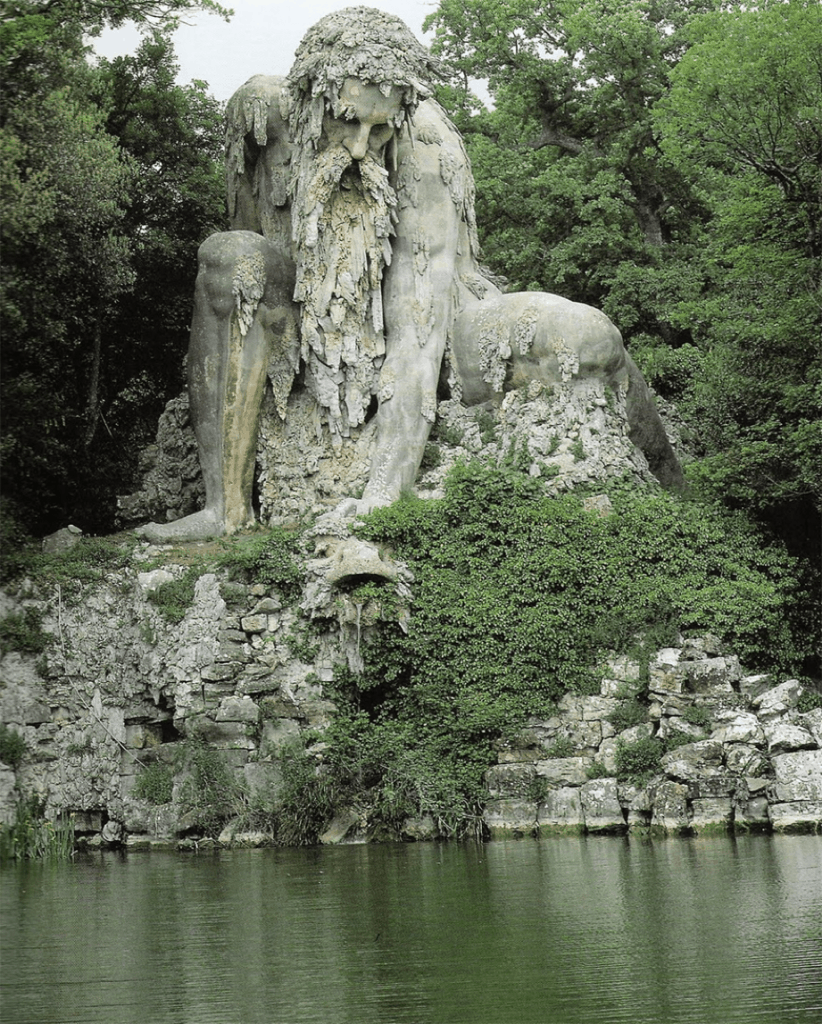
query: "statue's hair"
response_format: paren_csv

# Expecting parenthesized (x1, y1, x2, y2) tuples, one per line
(284, 6, 442, 146)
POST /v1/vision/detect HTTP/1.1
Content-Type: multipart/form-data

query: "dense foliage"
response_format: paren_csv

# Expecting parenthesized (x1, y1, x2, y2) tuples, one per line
(305, 461, 816, 833)
(425, 0, 821, 561)
(1, 0, 227, 535)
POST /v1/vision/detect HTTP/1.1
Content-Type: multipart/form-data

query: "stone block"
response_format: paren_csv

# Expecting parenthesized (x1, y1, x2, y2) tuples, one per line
(600, 654, 642, 684)
(711, 711, 764, 746)
(619, 783, 653, 828)
(800, 708, 822, 747)
(691, 774, 738, 799)
(739, 674, 772, 700)
(534, 757, 591, 787)
(763, 721, 816, 755)
(259, 718, 301, 757)
(690, 797, 733, 833)
(537, 787, 583, 833)
(661, 740, 724, 782)
(550, 720, 602, 755)
(401, 814, 438, 841)
(770, 750, 822, 802)
(556, 695, 584, 720)
(684, 657, 739, 694)
(648, 649, 683, 694)
(735, 796, 770, 832)
(483, 799, 537, 837)
(193, 719, 255, 749)
(242, 761, 284, 812)
(201, 662, 239, 683)
(240, 614, 269, 634)
(753, 679, 802, 718)
(649, 780, 690, 834)
(597, 738, 619, 774)
(485, 762, 536, 800)
(581, 696, 620, 722)
(769, 801, 822, 834)
(580, 778, 627, 834)
(215, 696, 259, 724)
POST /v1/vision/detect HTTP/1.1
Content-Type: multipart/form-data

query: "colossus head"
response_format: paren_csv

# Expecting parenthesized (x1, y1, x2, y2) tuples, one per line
(283, 8, 442, 439)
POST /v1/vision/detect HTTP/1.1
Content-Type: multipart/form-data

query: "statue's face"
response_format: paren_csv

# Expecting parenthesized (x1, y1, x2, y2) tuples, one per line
(322, 77, 404, 161)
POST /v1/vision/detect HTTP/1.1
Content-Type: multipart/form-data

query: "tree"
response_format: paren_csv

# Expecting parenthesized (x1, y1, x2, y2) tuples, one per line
(1, 0, 227, 534)
(424, 0, 731, 337)
(655, 0, 821, 554)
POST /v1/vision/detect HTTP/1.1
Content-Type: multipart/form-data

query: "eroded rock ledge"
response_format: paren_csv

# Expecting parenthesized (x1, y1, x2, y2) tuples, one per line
(485, 644, 822, 838)
(1, 553, 819, 848)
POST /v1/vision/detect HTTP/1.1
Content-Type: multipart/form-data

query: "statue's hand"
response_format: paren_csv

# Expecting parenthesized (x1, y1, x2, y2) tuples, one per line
(335, 493, 392, 519)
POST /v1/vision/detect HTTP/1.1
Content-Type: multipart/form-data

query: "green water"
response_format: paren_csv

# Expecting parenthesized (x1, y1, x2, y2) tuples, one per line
(1, 835, 820, 1024)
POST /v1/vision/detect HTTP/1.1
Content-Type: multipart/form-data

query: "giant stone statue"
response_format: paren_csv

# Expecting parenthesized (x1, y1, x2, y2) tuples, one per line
(136, 6, 681, 543)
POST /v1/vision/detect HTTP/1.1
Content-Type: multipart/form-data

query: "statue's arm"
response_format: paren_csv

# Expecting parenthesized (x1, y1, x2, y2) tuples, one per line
(224, 75, 292, 247)
(362, 106, 465, 505)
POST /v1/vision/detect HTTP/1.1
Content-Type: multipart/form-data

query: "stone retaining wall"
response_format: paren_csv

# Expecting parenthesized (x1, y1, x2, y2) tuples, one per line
(484, 641, 822, 837)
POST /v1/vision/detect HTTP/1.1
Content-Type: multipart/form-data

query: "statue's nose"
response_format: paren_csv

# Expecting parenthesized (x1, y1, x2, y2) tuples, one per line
(345, 125, 371, 160)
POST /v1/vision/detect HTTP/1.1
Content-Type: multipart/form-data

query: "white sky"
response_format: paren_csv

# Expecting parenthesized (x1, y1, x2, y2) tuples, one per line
(92, 1, 442, 102)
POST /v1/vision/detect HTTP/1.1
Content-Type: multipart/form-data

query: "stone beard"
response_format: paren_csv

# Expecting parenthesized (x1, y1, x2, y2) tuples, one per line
(290, 142, 398, 444)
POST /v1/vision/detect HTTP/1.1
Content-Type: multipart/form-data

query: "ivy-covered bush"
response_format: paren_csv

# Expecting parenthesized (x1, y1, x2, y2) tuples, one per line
(328, 459, 815, 833)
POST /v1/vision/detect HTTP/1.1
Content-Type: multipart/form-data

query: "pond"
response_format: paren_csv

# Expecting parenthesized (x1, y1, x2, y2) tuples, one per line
(1, 835, 820, 1024)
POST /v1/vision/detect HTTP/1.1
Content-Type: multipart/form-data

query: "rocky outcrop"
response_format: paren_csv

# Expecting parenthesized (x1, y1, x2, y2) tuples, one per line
(118, 375, 684, 526)
(484, 641, 822, 837)
(1, 547, 819, 848)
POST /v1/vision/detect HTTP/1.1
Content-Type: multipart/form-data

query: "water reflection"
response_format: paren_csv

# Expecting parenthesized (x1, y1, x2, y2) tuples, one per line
(1, 836, 820, 1024)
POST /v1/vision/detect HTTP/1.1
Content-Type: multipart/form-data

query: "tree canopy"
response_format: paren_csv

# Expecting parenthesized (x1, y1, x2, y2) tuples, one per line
(1, 0, 226, 533)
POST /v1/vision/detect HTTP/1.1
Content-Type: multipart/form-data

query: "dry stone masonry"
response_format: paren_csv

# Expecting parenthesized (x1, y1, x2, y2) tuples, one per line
(1, 545, 819, 847)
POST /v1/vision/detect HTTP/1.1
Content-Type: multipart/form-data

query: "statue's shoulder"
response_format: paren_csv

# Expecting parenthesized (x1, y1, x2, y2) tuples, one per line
(409, 98, 465, 154)
(226, 75, 289, 147)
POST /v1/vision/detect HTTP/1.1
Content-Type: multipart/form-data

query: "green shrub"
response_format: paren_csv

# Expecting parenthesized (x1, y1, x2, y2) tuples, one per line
(608, 699, 648, 733)
(615, 737, 664, 786)
(0, 797, 74, 861)
(586, 760, 611, 779)
(147, 565, 203, 624)
(177, 741, 245, 837)
(134, 762, 173, 805)
(0, 724, 27, 769)
(0, 607, 50, 656)
(219, 527, 305, 603)
(797, 686, 822, 714)
(682, 704, 712, 729)
(544, 736, 576, 758)
(308, 460, 816, 837)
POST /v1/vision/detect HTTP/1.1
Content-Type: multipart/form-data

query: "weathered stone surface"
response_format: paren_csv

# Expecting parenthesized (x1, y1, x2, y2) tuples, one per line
(0, 767, 16, 826)
(534, 757, 591, 788)
(136, 569, 176, 594)
(724, 745, 768, 778)
(259, 718, 301, 756)
(770, 750, 822, 802)
(42, 524, 82, 554)
(401, 814, 438, 841)
(801, 708, 822, 747)
(580, 778, 626, 834)
(712, 711, 765, 746)
(690, 797, 733, 833)
(661, 740, 724, 782)
(240, 614, 269, 634)
(483, 799, 537, 837)
(684, 657, 739, 693)
(735, 796, 770, 831)
(485, 763, 536, 799)
(753, 679, 802, 718)
(537, 787, 583, 833)
(581, 696, 620, 722)
(649, 780, 690, 833)
(214, 695, 259, 724)
(648, 648, 683, 694)
(763, 721, 816, 755)
(769, 801, 822, 834)
(739, 674, 772, 700)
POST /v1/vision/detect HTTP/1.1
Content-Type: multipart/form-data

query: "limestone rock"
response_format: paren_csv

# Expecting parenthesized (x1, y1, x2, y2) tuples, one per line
(580, 778, 626, 834)
(764, 721, 816, 755)
(661, 740, 724, 782)
(690, 797, 733, 833)
(534, 757, 591, 788)
(483, 799, 537, 837)
(711, 711, 765, 747)
(770, 750, 822, 803)
(753, 679, 802, 718)
(537, 787, 584, 834)
(42, 524, 82, 554)
(485, 762, 536, 800)
(649, 780, 690, 834)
